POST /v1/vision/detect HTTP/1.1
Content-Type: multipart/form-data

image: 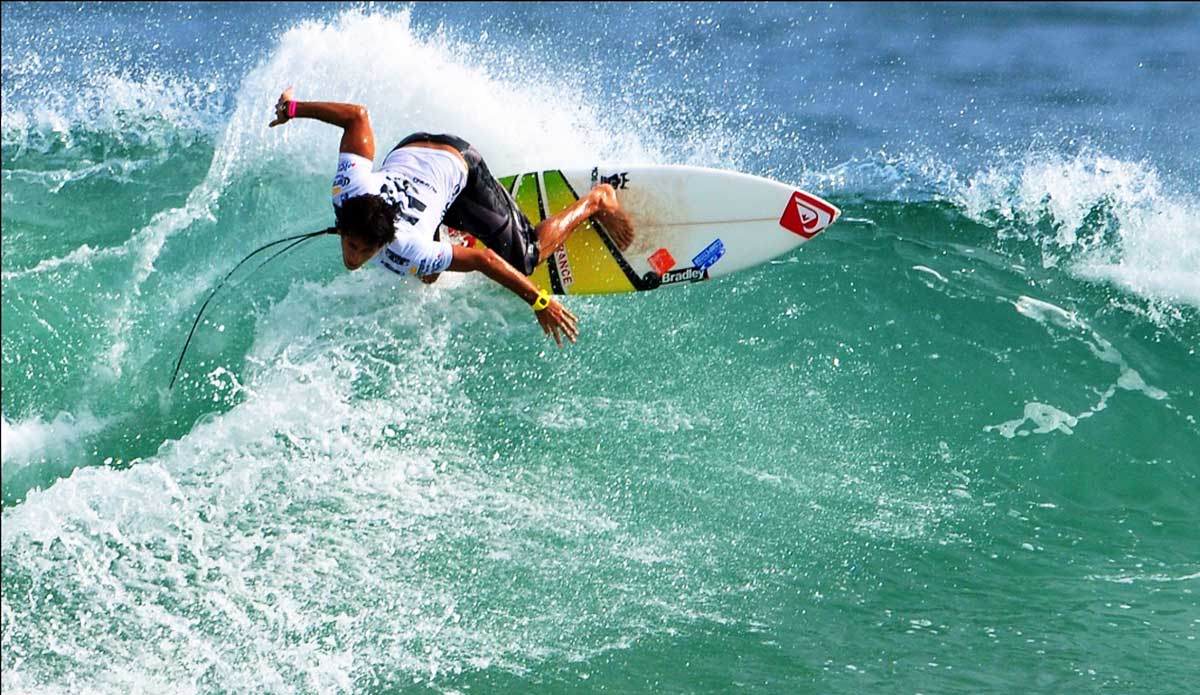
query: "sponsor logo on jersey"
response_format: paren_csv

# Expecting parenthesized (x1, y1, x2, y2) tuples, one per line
(417, 254, 443, 276)
(384, 248, 411, 267)
(410, 175, 436, 192)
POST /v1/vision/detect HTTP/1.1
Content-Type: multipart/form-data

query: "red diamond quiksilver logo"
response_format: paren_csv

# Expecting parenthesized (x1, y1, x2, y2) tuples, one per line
(779, 191, 839, 238)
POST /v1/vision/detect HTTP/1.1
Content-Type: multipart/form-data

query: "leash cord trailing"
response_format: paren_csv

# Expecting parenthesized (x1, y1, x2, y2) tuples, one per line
(168, 227, 336, 389)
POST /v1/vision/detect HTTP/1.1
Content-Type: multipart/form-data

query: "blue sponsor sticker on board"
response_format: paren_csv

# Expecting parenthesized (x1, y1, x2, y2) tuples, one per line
(692, 238, 726, 270)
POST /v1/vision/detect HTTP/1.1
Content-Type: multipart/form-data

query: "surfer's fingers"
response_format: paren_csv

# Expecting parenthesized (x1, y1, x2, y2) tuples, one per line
(550, 317, 566, 347)
(554, 307, 576, 329)
(559, 317, 577, 343)
(557, 307, 578, 330)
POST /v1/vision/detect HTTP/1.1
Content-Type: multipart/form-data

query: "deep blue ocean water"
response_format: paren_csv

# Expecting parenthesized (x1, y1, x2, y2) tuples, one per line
(3, 3, 1198, 693)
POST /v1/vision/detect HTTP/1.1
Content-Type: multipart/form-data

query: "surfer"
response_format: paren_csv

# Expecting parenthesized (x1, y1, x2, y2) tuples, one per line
(268, 87, 634, 347)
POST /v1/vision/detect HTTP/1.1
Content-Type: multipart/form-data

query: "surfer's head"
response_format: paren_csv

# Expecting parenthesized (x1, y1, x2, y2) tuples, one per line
(334, 194, 396, 270)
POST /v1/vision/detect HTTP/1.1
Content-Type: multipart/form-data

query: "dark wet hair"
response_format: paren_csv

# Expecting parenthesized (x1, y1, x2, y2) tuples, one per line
(334, 194, 398, 247)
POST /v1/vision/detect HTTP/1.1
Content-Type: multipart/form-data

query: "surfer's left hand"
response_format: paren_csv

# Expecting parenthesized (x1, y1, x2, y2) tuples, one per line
(535, 299, 579, 347)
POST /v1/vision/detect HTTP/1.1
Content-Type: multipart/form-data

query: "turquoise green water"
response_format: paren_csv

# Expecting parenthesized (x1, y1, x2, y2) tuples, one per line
(3, 5, 1198, 693)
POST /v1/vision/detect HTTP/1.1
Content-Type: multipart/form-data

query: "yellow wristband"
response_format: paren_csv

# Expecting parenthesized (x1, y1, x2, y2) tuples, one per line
(531, 289, 551, 312)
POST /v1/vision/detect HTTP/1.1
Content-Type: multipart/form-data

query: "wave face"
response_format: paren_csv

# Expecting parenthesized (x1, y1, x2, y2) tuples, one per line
(3, 5, 1198, 694)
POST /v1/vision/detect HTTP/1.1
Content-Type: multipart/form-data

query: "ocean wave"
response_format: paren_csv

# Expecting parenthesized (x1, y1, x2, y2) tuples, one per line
(947, 150, 1200, 306)
(1, 71, 222, 160)
(823, 150, 1200, 310)
(0, 273, 718, 692)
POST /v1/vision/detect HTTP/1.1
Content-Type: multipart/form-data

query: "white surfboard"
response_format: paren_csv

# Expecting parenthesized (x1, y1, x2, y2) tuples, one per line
(459, 165, 840, 295)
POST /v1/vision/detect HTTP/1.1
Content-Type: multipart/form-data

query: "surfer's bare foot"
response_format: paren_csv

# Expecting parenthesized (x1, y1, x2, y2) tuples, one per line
(534, 183, 635, 262)
(592, 183, 634, 251)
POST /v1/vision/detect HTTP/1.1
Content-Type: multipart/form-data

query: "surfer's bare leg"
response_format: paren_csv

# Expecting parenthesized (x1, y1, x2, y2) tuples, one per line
(534, 183, 634, 262)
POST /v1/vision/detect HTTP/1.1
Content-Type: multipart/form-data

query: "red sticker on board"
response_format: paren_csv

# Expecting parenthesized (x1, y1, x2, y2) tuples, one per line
(779, 191, 838, 238)
(648, 247, 676, 275)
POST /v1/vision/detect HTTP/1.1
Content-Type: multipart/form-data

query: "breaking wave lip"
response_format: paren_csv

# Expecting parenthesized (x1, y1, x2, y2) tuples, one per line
(818, 149, 1200, 311)
(947, 150, 1200, 307)
(1, 71, 223, 156)
(1, 411, 117, 505)
(1, 410, 114, 470)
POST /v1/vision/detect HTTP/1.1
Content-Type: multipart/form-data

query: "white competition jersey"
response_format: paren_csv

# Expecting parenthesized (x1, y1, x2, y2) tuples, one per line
(331, 146, 467, 276)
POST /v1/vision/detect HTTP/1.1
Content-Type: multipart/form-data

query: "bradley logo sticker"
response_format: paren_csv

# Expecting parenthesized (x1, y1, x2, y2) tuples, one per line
(779, 191, 838, 238)
(661, 266, 709, 285)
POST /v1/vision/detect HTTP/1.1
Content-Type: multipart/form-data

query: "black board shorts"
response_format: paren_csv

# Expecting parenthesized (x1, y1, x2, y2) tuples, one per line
(392, 133, 540, 275)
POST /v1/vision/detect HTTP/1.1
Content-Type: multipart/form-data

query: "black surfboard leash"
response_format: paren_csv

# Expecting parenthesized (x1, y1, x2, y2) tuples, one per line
(168, 227, 337, 389)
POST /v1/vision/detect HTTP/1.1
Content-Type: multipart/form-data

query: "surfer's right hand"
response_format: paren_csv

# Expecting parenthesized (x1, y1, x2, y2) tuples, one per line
(535, 299, 579, 347)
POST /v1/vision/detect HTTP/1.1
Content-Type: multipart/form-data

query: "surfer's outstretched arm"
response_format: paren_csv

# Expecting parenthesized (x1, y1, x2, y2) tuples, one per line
(448, 245, 579, 347)
(268, 87, 375, 160)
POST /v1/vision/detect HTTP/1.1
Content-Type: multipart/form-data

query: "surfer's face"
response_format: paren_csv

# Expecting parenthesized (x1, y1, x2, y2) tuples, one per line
(339, 229, 384, 271)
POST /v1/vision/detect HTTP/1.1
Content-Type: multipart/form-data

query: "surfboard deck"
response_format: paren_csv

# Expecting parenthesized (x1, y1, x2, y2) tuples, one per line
(448, 165, 840, 295)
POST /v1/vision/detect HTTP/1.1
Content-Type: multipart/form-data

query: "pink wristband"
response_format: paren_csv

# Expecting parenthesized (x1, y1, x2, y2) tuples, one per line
(287, 100, 298, 119)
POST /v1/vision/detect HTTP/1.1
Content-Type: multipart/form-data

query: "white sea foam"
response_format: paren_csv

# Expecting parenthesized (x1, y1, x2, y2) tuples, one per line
(0, 222, 703, 694)
(985, 295, 1169, 439)
(911, 265, 949, 283)
(244, 9, 663, 178)
(986, 401, 1080, 439)
(951, 151, 1200, 308)
(1, 70, 219, 154)
(1086, 571, 1200, 585)
(811, 148, 1199, 309)
(1, 410, 112, 469)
